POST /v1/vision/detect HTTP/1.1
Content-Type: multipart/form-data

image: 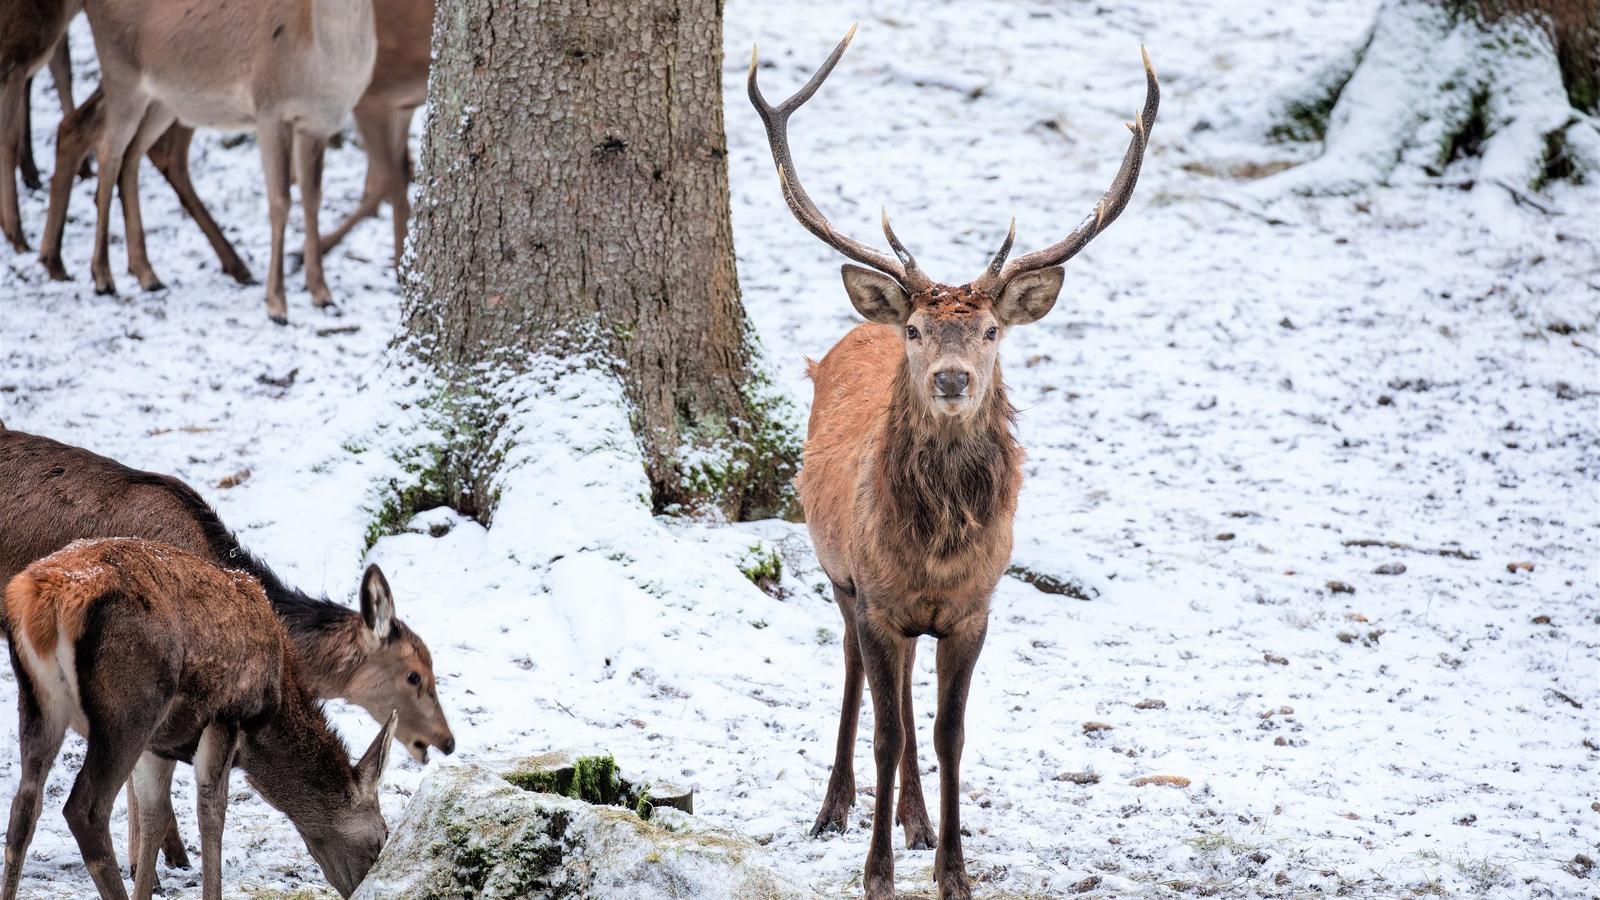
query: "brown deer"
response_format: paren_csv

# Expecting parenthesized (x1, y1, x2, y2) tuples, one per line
(0, 427, 454, 867)
(0, 0, 80, 253)
(317, 0, 434, 266)
(749, 28, 1158, 900)
(81, 0, 376, 322)
(15, 41, 73, 192)
(1, 537, 394, 900)
(38, 88, 255, 287)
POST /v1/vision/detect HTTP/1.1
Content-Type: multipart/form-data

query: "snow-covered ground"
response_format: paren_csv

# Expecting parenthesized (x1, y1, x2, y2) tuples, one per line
(2, 1, 1596, 897)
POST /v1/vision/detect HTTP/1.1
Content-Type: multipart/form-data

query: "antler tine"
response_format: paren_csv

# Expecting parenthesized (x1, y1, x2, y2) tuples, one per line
(995, 47, 1160, 286)
(749, 27, 933, 292)
(970, 217, 1016, 295)
(880, 208, 929, 288)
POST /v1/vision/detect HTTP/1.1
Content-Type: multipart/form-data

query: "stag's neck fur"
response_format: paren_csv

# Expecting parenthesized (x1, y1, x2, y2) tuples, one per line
(239, 657, 354, 830)
(871, 362, 1021, 564)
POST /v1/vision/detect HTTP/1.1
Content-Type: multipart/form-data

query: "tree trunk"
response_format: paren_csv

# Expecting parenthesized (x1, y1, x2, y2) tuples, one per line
(399, 0, 798, 522)
(1259, 0, 1599, 200)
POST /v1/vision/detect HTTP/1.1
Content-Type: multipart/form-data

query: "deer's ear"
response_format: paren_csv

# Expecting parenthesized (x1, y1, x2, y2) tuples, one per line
(842, 265, 911, 324)
(993, 267, 1065, 325)
(356, 711, 397, 798)
(360, 564, 396, 642)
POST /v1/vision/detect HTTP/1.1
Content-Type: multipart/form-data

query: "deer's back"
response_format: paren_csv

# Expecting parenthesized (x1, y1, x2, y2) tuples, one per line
(799, 323, 902, 587)
(0, 430, 225, 595)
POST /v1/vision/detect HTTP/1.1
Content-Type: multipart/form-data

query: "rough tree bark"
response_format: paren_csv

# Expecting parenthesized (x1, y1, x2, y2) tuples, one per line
(1260, 0, 1599, 203)
(398, 0, 798, 522)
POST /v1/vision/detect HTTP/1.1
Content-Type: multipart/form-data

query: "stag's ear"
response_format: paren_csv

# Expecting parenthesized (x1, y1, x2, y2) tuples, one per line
(360, 564, 395, 642)
(356, 710, 397, 798)
(842, 265, 911, 324)
(993, 267, 1065, 325)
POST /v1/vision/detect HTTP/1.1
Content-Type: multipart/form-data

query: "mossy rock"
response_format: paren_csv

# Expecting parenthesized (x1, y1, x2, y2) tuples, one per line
(353, 756, 788, 899)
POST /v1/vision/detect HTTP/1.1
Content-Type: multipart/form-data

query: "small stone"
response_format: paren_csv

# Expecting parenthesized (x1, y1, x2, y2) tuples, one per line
(1134, 698, 1166, 710)
(1082, 721, 1114, 734)
(1274, 871, 1291, 886)
(1055, 771, 1100, 785)
(1071, 875, 1103, 893)
(1506, 561, 1534, 573)
(1337, 632, 1356, 643)
(1377, 394, 1393, 406)
(1216, 532, 1235, 541)
(1327, 581, 1355, 594)
(1532, 615, 1552, 625)
(1263, 652, 1289, 665)
(1129, 774, 1190, 788)
(1372, 562, 1405, 575)
(1274, 736, 1288, 746)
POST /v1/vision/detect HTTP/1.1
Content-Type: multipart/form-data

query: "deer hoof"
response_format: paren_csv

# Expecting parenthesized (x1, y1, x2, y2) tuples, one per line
(809, 806, 850, 837)
(40, 255, 68, 282)
(225, 265, 257, 286)
(139, 277, 167, 293)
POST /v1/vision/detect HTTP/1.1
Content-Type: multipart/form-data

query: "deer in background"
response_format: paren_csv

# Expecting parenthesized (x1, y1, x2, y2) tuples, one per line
(81, 0, 376, 322)
(0, 427, 454, 871)
(14, 42, 74, 193)
(317, 0, 435, 267)
(750, 27, 1158, 900)
(0, 0, 79, 253)
(1, 538, 394, 900)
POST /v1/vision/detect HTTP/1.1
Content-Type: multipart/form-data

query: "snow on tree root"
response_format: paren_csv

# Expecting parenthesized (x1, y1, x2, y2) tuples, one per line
(1253, 0, 1586, 221)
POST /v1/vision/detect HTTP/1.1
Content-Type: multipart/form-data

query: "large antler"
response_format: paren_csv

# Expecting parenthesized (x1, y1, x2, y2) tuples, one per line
(748, 26, 934, 293)
(973, 47, 1160, 295)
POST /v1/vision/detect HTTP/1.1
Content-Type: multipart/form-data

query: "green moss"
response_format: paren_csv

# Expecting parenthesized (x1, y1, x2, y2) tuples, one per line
(1268, 39, 1366, 145)
(736, 543, 783, 596)
(505, 754, 620, 805)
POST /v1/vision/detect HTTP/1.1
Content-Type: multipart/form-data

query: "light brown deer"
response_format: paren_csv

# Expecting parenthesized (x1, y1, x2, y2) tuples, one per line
(0, 0, 80, 253)
(317, 0, 435, 266)
(0, 427, 454, 869)
(39, 88, 255, 286)
(81, 0, 376, 322)
(1, 537, 394, 900)
(750, 28, 1158, 900)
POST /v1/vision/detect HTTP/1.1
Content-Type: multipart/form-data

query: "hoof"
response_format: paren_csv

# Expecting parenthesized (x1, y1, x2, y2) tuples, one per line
(268, 313, 289, 326)
(39, 256, 68, 282)
(905, 825, 935, 851)
(140, 279, 167, 293)
(809, 807, 850, 837)
(94, 282, 117, 297)
(316, 299, 342, 316)
(225, 266, 257, 286)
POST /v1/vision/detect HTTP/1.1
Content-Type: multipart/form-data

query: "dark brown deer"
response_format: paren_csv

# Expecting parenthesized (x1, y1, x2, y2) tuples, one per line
(749, 28, 1158, 900)
(317, 0, 434, 266)
(39, 87, 255, 286)
(1, 537, 394, 900)
(0, 0, 79, 253)
(0, 428, 454, 867)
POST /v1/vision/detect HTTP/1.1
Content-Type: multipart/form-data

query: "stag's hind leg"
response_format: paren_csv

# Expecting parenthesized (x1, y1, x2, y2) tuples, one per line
(149, 126, 253, 285)
(812, 582, 863, 836)
(1, 647, 70, 900)
(896, 641, 935, 850)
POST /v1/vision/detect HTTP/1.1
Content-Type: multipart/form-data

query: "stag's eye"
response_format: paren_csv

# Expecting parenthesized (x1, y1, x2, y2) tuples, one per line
(407, 672, 422, 686)
(905, 325, 920, 341)
(984, 326, 998, 341)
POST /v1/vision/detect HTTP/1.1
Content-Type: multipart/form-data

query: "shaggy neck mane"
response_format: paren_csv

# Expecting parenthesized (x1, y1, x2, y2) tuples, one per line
(876, 361, 1019, 559)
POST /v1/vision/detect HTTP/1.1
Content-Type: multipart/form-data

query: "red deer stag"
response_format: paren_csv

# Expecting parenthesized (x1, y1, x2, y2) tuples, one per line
(0, 427, 454, 869)
(81, 0, 376, 322)
(317, 0, 435, 266)
(749, 28, 1158, 900)
(1, 538, 394, 900)
(0, 0, 79, 253)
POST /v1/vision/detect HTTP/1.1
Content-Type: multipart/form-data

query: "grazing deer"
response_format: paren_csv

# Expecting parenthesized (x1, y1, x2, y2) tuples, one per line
(81, 0, 376, 322)
(0, 0, 80, 253)
(317, 0, 434, 266)
(38, 88, 255, 286)
(0, 428, 454, 867)
(749, 28, 1158, 900)
(1, 538, 394, 900)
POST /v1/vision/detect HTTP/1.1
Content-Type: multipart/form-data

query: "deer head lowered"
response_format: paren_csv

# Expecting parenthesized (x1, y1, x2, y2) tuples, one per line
(750, 26, 1157, 900)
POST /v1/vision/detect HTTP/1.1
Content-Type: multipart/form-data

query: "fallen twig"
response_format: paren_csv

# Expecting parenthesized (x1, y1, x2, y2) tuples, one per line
(1342, 539, 1478, 560)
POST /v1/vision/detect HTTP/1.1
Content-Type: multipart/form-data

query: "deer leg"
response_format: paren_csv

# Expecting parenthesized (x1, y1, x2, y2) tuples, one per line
(388, 107, 417, 268)
(91, 91, 150, 295)
(896, 640, 935, 850)
(812, 584, 862, 836)
(118, 106, 176, 292)
(64, 722, 153, 900)
(257, 119, 292, 323)
(39, 87, 103, 281)
(1, 651, 69, 900)
(193, 722, 239, 900)
(1, 75, 29, 253)
(48, 40, 73, 116)
(931, 619, 987, 900)
(293, 130, 335, 309)
(317, 103, 386, 258)
(855, 604, 907, 900)
(18, 78, 40, 192)
(129, 754, 175, 900)
(149, 125, 254, 285)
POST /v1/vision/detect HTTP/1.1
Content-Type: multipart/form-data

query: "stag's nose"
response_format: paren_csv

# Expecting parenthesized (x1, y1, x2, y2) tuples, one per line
(934, 370, 970, 398)
(440, 736, 456, 756)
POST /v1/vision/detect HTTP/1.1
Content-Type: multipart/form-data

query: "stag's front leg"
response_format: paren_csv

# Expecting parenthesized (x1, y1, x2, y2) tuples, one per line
(257, 119, 293, 324)
(897, 640, 935, 850)
(194, 722, 239, 900)
(856, 606, 907, 900)
(932, 618, 988, 900)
